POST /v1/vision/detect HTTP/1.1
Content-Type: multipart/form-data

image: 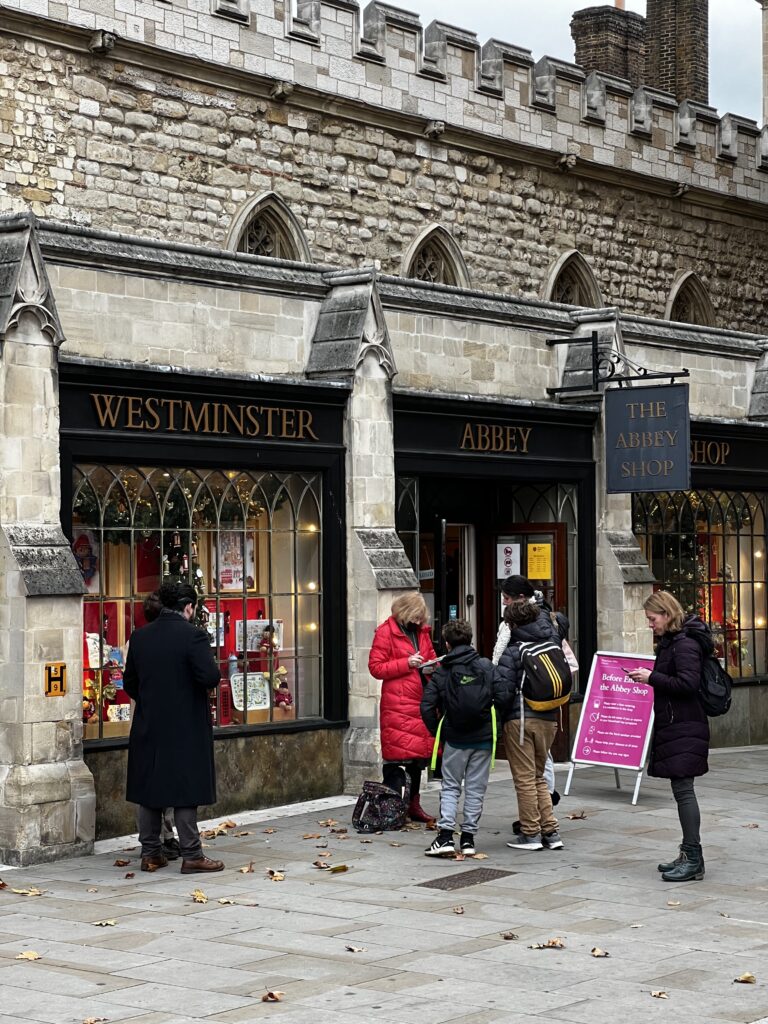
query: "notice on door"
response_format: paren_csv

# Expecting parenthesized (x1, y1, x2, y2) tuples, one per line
(496, 543, 520, 579)
(527, 542, 552, 580)
(571, 651, 656, 771)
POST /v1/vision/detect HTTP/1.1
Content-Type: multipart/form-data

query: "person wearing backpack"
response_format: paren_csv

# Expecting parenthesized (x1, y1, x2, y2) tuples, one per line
(420, 619, 509, 856)
(497, 597, 566, 851)
(627, 590, 713, 882)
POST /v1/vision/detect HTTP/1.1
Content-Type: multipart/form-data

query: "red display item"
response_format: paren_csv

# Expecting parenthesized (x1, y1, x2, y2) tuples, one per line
(218, 679, 233, 725)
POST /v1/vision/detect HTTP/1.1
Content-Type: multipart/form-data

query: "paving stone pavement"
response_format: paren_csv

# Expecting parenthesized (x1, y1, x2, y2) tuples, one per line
(1, 747, 768, 1024)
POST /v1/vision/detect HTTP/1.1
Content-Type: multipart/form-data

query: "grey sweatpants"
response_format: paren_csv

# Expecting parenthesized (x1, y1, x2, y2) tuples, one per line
(438, 744, 492, 835)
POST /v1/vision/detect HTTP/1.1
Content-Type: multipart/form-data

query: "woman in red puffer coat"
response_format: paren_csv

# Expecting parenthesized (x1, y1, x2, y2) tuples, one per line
(369, 592, 437, 822)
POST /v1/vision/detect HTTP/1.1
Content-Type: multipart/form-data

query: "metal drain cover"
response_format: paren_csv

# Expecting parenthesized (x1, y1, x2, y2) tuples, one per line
(417, 867, 515, 891)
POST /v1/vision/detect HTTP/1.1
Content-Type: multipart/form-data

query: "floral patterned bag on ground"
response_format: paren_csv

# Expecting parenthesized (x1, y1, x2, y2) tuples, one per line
(351, 781, 407, 833)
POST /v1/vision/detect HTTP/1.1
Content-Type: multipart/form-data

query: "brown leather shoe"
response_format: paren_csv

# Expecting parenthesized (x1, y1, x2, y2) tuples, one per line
(180, 856, 224, 874)
(141, 854, 168, 872)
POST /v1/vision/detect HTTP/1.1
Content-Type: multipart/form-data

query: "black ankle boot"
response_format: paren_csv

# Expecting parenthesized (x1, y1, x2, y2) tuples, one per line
(659, 844, 706, 875)
(661, 843, 704, 882)
(657, 846, 684, 873)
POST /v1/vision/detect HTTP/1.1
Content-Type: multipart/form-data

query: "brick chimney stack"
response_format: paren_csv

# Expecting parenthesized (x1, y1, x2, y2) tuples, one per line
(645, 0, 709, 103)
(571, 5, 646, 89)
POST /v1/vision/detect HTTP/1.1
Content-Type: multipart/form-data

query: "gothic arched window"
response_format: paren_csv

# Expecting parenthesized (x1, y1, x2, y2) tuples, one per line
(546, 250, 602, 307)
(404, 226, 470, 288)
(230, 192, 310, 262)
(668, 272, 716, 327)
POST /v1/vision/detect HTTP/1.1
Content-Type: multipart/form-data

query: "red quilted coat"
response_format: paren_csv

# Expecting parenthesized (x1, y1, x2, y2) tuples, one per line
(369, 616, 437, 761)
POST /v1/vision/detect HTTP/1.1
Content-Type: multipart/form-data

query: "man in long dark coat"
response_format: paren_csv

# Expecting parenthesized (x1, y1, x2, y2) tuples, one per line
(124, 582, 224, 874)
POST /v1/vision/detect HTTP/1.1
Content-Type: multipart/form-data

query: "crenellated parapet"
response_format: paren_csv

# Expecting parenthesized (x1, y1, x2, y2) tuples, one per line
(1, 0, 767, 200)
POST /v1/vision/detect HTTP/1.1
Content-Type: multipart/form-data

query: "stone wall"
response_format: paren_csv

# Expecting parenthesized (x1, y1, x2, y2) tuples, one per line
(47, 265, 318, 374)
(2, 18, 768, 334)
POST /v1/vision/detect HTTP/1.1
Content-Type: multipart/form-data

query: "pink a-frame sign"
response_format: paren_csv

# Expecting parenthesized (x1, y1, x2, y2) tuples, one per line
(565, 650, 656, 805)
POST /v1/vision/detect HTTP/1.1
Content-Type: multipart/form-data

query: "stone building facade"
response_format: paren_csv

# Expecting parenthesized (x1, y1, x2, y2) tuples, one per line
(2, 0, 768, 863)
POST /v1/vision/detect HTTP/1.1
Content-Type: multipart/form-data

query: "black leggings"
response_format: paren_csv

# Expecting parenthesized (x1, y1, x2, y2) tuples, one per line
(383, 760, 423, 799)
(671, 776, 700, 846)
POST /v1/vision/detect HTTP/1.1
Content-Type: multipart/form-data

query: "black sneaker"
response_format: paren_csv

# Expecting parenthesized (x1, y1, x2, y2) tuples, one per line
(425, 829, 455, 857)
(459, 832, 476, 855)
(542, 830, 564, 850)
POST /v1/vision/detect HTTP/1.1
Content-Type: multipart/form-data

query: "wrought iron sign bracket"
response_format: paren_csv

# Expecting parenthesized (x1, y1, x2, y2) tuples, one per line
(545, 331, 690, 397)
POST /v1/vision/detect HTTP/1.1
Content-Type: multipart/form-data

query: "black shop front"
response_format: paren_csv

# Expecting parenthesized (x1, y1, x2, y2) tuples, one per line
(393, 393, 598, 758)
(58, 361, 349, 837)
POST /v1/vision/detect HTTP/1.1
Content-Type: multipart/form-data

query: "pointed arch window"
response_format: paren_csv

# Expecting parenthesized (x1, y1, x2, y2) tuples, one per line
(546, 250, 602, 307)
(404, 226, 470, 288)
(230, 192, 310, 262)
(668, 272, 716, 327)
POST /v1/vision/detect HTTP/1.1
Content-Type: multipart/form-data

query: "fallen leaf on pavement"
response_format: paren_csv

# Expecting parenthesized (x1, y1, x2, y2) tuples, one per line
(567, 810, 588, 820)
(87, 888, 98, 893)
(92, 920, 117, 927)
(0, 880, 6, 890)
(303, 833, 322, 840)
(651, 991, 669, 999)
(83, 1017, 109, 1023)
(191, 890, 208, 904)
(453, 853, 466, 861)
(591, 947, 610, 957)
(667, 900, 681, 907)
(471, 853, 488, 860)
(233, 831, 251, 837)
(317, 819, 338, 827)
(329, 864, 349, 874)
(453, 906, 465, 915)
(425, 822, 438, 831)
(360, 839, 372, 844)
(401, 822, 422, 831)
(501, 932, 519, 940)
(221, 820, 238, 829)
(345, 945, 367, 952)
(528, 937, 565, 949)
(742, 823, 759, 829)
(262, 990, 285, 1002)
(734, 973, 756, 984)
(331, 827, 348, 834)
(16, 951, 41, 960)
(124, 872, 135, 879)
(630, 923, 643, 928)
(12, 887, 46, 897)
(218, 898, 237, 905)
(263, 828, 276, 834)
(315, 844, 329, 851)
(313, 860, 330, 870)
(239, 862, 255, 874)
(720, 912, 730, 918)
(113, 859, 130, 867)
(267, 869, 285, 881)
(389, 842, 402, 848)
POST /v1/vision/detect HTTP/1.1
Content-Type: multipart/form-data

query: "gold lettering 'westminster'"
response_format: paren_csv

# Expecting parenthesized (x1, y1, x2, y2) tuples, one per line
(90, 393, 319, 441)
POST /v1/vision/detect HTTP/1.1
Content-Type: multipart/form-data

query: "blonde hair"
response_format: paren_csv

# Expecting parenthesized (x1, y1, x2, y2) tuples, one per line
(391, 592, 429, 627)
(643, 590, 685, 634)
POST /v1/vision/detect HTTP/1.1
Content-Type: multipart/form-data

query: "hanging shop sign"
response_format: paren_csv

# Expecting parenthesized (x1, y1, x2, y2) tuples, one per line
(604, 384, 690, 493)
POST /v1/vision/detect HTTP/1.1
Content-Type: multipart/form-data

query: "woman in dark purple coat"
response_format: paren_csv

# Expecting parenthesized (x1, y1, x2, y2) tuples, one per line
(628, 591, 712, 882)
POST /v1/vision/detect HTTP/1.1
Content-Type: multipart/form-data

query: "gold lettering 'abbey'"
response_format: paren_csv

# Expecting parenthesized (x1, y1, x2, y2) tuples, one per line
(90, 393, 319, 441)
(460, 422, 532, 453)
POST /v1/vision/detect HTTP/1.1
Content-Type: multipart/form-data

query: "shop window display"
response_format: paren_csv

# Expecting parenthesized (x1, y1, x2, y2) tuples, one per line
(633, 490, 768, 679)
(72, 464, 323, 739)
